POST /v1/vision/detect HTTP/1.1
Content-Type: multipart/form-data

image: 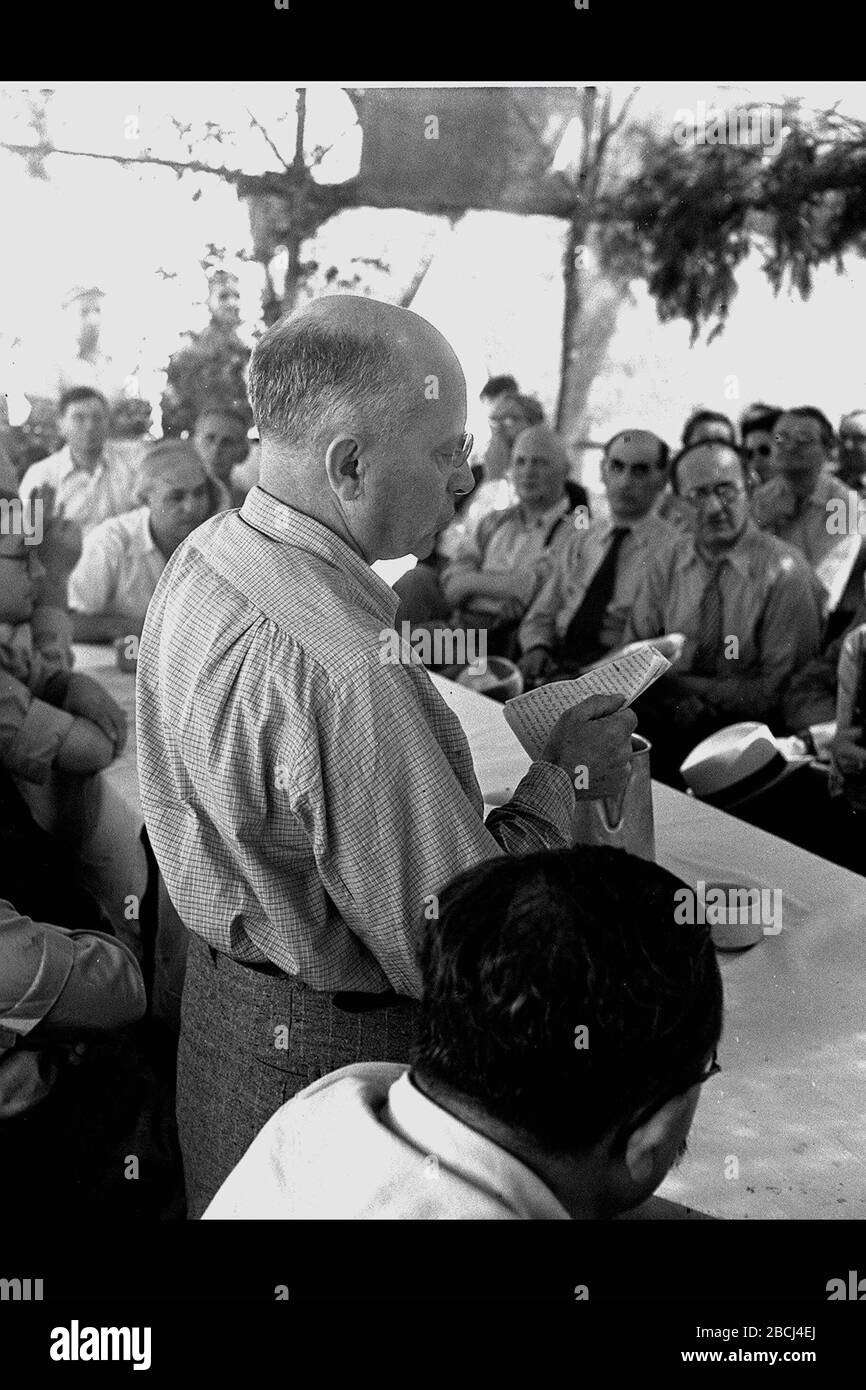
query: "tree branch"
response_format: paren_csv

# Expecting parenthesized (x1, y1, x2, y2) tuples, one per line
(245, 107, 292, 172)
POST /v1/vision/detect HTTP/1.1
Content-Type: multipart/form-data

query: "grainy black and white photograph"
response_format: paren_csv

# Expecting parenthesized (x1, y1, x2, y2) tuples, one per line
(0, 77, 864, 1331)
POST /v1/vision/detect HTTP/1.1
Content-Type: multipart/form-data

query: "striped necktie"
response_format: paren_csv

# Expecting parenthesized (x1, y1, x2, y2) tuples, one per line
(690, 559, 726, 676)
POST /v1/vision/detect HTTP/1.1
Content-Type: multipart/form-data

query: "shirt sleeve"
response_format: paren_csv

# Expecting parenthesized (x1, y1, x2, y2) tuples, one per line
(0, 899, 145, 1040)
(284, 656, 575, 997)
(0, 670, 75, 783)
(68, 523, 122, 615)
(836, 624, 866, 730)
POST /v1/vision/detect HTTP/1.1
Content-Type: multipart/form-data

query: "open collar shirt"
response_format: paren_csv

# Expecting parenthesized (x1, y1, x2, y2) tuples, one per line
(203, 1062, 572, 1220)
(136, 487, 576, 997)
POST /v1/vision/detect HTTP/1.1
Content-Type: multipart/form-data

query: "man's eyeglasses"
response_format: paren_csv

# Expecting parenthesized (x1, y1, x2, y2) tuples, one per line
(623, 1050, 722, 1138)
(682, 481, 744, 508)
(433, 432, 474, 473)
(490, 414, 526, 429)
(744, 442, 772, 460)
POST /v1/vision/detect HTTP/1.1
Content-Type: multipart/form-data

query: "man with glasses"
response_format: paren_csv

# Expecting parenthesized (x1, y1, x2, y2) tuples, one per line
(519, 429, 677, 685)
(752, 408, 859, 576)
(624, 440, 823, 786)
(204, 846, 723, 1221)
(137, 295, 638, 1216)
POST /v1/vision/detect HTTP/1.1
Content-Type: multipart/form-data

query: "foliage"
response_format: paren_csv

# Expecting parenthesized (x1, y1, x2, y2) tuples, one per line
(597, 103, 866, 343)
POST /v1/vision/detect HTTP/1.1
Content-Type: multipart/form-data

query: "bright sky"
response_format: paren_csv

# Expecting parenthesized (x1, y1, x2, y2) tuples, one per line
(2, 81, 864, 464)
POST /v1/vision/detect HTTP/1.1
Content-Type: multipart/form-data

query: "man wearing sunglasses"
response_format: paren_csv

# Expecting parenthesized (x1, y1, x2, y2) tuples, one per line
(624, 440, 823, 786)
(741, 409, 780, 485)
(204, 847, 723, 1221)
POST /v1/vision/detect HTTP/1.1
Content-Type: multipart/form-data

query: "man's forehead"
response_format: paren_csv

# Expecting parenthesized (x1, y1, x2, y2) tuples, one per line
(778, 412, 820, 436)
(679, 445, 740, 481)
(608, 431, 660, 462)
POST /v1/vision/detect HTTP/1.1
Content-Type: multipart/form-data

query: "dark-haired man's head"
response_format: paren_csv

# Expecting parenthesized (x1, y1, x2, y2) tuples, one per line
(741, 411, 781, 484)
(480, 375, 519, 405)
(771, 407, 834, 483)
(193, 405, 251, 484)
(57, 387, 110, 467)
(411, 847, 723, 1220)
(682, 410, 736, 449)
(672, 440, 750, 554)
(603, 429, 670, 522)
(837, 410, 866, 486)
(487, 392, 544, 446)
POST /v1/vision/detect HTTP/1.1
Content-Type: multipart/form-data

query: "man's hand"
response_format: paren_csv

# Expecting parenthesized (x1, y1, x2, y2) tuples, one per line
(540, 692, 637, 800)
(63, 672, 128, 755)
(519, 646, 555, 686)
(39, 516, 83, 577)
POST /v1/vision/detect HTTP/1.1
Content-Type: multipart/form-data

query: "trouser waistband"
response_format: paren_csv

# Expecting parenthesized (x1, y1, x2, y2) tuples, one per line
(193, 937, 415, 1013)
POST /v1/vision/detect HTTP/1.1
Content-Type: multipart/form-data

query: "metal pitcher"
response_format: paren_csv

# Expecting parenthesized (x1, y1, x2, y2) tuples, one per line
(571, 734, 655, 862)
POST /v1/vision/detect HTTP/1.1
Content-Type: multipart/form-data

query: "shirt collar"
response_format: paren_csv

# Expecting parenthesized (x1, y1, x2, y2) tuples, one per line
(239, 486, 399, 626)
(135, 505, 159, 554)
(516, 493, 572, 532)
(386, 1072, 572, 1220)
(676, 516, 761, 578)
(58, 443, 109, 479)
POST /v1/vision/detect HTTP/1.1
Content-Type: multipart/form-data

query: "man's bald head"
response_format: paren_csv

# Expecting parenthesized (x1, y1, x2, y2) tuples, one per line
(511, 424, 571, 511)
(248, 294, 470, 565)
(248, 294, 460, 457)
(512, 424, 570, 472)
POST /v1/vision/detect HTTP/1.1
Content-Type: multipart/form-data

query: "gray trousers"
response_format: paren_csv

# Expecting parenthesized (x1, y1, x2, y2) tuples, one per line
(177, 933, 421, 1218)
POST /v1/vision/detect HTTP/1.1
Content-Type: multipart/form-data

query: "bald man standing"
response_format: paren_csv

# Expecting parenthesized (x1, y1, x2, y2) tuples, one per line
(136, 295, 636, 1216)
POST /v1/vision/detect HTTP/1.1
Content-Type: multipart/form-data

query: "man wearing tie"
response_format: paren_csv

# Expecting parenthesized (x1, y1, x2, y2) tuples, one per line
(625, 440, 824, 786)
(518, 429, 678, 685)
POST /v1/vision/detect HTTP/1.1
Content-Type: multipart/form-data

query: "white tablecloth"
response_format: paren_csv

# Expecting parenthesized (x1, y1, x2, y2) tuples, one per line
(429, 672, 866, 1220)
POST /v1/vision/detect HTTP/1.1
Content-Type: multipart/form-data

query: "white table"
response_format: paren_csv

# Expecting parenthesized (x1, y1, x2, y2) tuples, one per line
(429, 673, 866, 1221)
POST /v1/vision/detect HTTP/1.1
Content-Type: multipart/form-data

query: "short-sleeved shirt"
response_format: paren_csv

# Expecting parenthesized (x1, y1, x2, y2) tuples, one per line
(442, 494, 577, 617)
(68, 506, 166, 625)
(19, 441, 145, 535)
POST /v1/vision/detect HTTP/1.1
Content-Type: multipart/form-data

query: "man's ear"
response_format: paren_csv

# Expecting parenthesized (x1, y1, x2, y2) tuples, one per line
(622, 1090, 695, 1187)
(325, 436, 363, 501)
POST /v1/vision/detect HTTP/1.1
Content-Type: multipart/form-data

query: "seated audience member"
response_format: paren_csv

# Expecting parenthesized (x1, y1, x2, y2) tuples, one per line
(741, 408, 781, 485)
(830, 614, 866, 791)
(394, 391, 583, 627)
(192, 404, 252, 509)
(519, 429, 678, 685)
(0, 505, 126, 781)
(782, 587, 866, 733)
(751, 407, 859, 578)
(0, 893, 147, 1214)
(203, 846, 723, 1221)
(625, 440, 823, 786)
(836, 410, 866, 493)
(480, 373, 519, 420)
(19, 388, 144, 535)
(438, 424, 588, 659)
(68, 441, 218, 644)
(681, 409, 736, 448)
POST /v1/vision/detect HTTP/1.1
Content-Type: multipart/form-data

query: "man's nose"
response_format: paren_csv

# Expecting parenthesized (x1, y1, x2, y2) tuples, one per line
(451, 461, 476, 497)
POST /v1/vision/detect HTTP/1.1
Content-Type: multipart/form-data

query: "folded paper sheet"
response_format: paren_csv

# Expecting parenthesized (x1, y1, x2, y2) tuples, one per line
(503, 646, 670, 761)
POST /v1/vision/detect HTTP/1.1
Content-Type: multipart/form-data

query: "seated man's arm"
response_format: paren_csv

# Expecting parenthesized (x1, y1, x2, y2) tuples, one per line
(0, 898, 145, 1048)
(68, 524, 140, 644)
(518, 553, 567, 655)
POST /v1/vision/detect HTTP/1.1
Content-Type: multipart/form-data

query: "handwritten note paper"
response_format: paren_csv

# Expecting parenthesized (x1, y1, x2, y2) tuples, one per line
(503, 646, 670, 761)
